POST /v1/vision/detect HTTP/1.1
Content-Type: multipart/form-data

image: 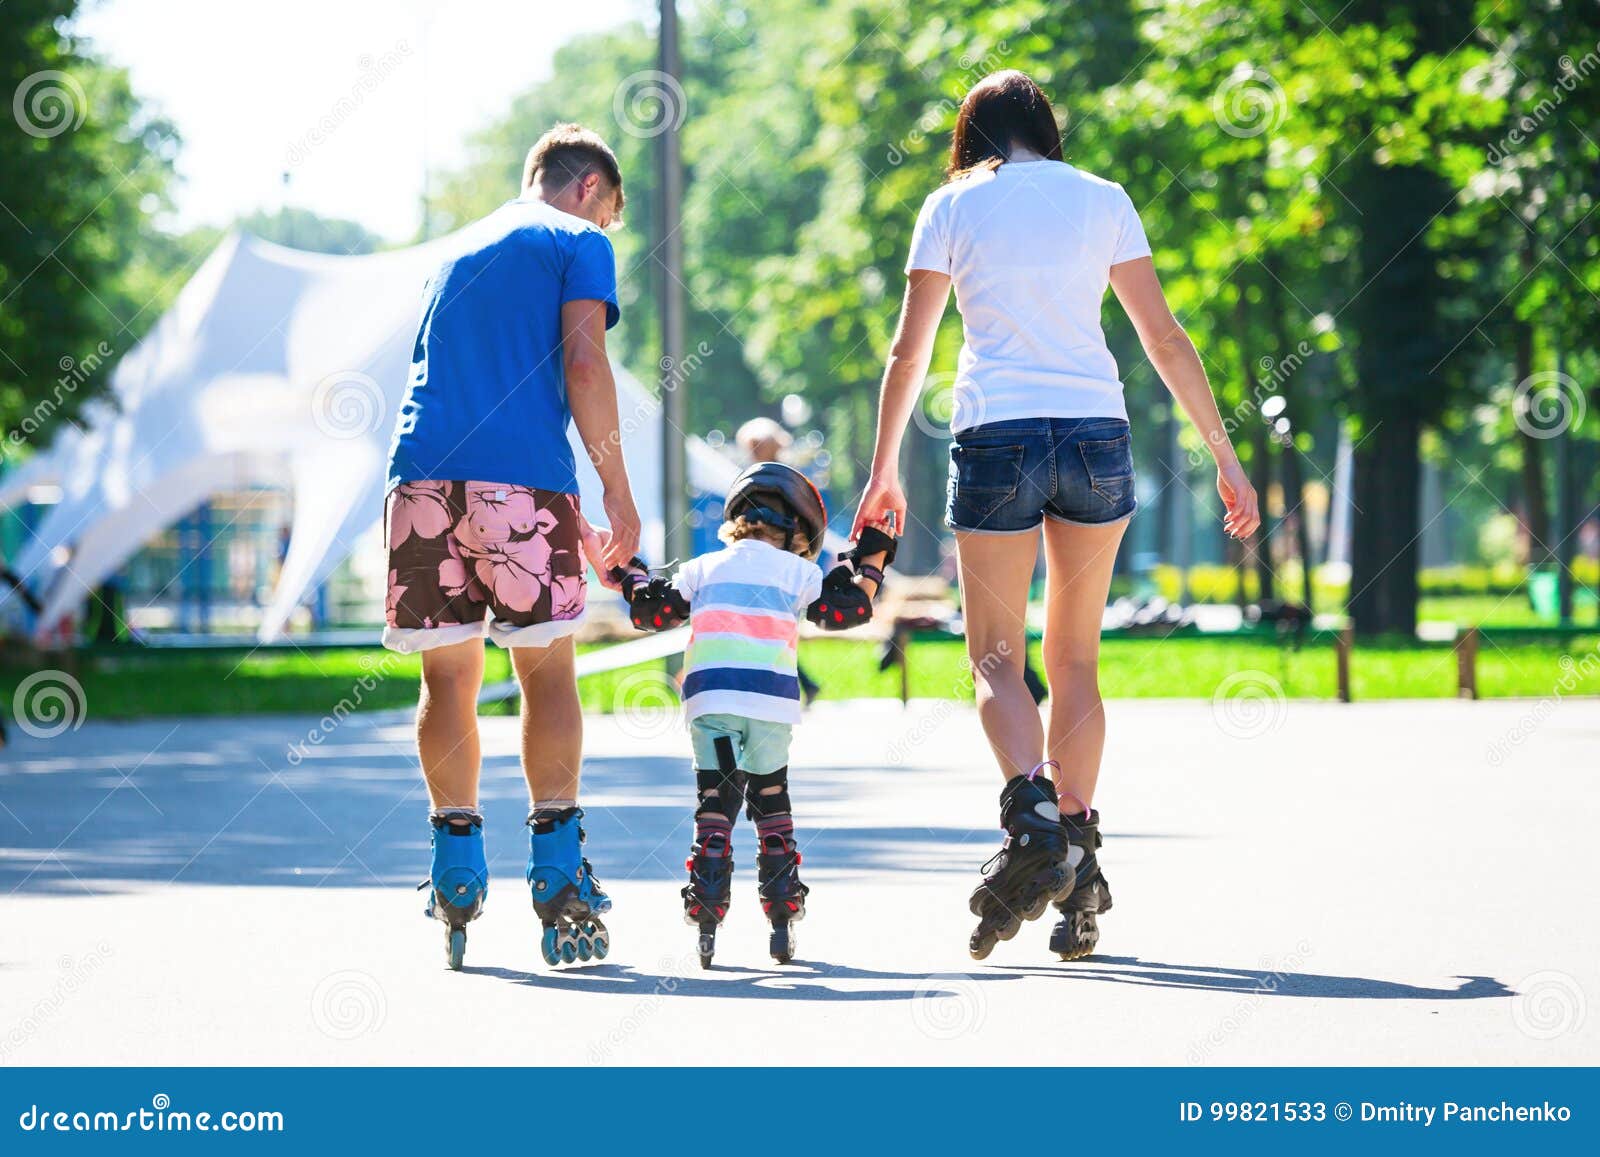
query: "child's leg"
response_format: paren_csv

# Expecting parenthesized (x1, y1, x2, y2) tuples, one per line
(688, 715, 746, 856)
(743, 721, 807, 963)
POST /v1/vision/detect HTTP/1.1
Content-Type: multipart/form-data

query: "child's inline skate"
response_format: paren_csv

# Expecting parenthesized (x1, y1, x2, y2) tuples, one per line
(421, 810, 488, 970)
(1049, 809, 1111, 960)
(527, 807, 611, 965)
(757, 837, 808, 964)
(682, 837, 735, 968)
(968, 769, 1071, 960)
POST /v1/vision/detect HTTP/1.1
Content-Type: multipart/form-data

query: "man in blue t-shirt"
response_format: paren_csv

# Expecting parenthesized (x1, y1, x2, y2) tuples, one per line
(384, 123, 640, 969)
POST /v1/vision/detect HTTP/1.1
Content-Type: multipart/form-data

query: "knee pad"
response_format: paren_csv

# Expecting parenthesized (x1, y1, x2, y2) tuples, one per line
(695, 767, 744, 819)
(744, 767, 791, 820)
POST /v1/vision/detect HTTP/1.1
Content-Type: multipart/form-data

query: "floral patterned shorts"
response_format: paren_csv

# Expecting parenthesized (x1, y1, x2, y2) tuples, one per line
(382, 480, 587, 652)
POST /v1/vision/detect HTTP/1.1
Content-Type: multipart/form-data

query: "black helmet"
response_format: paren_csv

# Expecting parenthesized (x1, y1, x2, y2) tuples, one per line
(723, 462, 827, 561)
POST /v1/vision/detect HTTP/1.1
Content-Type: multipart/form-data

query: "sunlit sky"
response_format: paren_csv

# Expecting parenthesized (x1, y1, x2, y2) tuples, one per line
(73, 0, 644, 240)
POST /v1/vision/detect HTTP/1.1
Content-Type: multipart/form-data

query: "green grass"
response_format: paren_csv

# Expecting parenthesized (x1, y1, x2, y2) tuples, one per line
(4, 630, 1596, 722)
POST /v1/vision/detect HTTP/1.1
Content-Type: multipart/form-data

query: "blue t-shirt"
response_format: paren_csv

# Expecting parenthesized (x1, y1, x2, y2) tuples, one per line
(385, 197, 620, 494)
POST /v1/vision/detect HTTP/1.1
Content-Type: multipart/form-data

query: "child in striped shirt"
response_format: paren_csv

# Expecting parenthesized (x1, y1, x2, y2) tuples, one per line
(614, 461, 895, 965)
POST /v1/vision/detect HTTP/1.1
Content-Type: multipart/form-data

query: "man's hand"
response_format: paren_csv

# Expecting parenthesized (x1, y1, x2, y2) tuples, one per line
(600, 487, 641, 571)
(579, 514, 625, 591)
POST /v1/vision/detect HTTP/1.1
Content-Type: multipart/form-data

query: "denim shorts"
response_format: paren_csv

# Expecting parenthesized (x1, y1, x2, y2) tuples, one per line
(945, 417, 1137, 533)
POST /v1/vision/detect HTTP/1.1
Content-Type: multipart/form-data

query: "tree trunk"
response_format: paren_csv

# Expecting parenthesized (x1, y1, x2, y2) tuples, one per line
(1233, 282, 1274, 603)
(1514, 319, 1552, 563)
(1349, 416, 1421, 636)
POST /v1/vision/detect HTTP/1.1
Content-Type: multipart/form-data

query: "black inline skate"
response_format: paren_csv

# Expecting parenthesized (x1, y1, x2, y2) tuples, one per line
(757, 837, 809, 965)
(968, 771, 1071, 960)
(1049, 809, 1112, 961)
(683, 838, 734, 968)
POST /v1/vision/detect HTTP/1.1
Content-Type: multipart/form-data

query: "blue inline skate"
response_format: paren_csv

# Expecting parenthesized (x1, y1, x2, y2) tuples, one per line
(420, 810, 488, 971)
(527, 807, 611, 966)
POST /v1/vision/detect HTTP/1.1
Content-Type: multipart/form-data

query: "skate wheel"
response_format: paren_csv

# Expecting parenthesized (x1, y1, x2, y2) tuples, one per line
(696, 927, 716, 969)
(592, 928, 610, 960)
(540, 925, 561, 966)
(447, 927, 466, 971)
(769, 923, 794, 965)
(560, 936, 578, 964)
(575, 928, 594, 961)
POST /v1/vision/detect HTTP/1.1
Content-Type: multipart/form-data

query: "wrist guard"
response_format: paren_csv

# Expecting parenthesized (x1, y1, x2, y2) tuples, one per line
(806, 565, 873, 631)
(611, 558, 690, 632)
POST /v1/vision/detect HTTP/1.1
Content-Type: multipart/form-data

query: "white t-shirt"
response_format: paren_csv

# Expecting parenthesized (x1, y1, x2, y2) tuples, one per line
(905, 160, 1151, 431)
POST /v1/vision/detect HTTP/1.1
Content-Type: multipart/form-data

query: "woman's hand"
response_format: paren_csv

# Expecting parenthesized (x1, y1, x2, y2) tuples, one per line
(1216, 462, 1260, 540)
(852, 471, 907, 541)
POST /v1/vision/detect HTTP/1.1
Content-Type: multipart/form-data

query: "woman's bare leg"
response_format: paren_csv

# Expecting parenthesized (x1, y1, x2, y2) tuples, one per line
(1040, 516, 1128, 812)
(418, 640, 486, 809)
(955, 528, 1045, 782)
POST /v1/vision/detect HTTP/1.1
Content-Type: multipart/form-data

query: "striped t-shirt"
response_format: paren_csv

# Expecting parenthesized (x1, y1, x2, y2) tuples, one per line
(674, 538, 824, 725)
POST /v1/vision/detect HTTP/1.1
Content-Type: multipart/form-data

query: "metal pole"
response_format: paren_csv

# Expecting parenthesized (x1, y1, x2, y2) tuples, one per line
(658, 0, 688, 568)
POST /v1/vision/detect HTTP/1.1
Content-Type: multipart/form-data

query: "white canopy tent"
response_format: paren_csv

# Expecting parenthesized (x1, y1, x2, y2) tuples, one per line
(2, 229, 742, 641)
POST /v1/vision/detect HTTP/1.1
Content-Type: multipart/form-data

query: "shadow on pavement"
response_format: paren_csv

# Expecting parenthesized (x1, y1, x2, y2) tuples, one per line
(998, 956, 1512, 1000)
(462, 959, 1023, 1003)
(3, 720, 1109, 892)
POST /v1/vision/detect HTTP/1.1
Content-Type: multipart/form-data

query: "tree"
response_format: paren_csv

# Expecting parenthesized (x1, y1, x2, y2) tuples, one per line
(1, 0, 179, 453)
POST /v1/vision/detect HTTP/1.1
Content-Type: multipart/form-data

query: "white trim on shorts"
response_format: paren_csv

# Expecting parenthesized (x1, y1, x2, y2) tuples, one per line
(382, 612, 586, 653)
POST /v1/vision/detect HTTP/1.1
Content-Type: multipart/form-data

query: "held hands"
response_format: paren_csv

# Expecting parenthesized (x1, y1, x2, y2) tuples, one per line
(851, 471, 907, 542)
(1217, 462, 1261, 540)
(579, 488, 642, 590)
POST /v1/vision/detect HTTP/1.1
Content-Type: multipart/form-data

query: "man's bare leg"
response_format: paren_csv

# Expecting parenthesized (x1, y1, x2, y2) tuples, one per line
(512, 636, 583, 806)
(418, 640, 486, 809)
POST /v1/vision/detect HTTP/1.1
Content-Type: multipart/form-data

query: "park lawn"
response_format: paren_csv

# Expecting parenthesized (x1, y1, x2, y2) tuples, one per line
(3, 631, 1596, 722)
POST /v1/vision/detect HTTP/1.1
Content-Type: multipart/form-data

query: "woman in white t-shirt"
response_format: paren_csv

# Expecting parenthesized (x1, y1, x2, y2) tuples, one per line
(853, 71, 1259, 961)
